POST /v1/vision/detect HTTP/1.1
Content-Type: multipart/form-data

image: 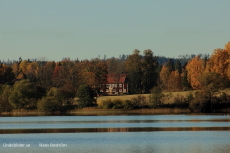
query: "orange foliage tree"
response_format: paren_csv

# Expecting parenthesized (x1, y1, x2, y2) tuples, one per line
(160, 65, 182, 91)
(185, 56, 205, 90)
(160, 65, 170, 91)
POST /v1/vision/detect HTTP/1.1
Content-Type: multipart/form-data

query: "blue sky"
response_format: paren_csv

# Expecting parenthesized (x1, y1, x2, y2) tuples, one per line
(1, 0, 230, 61)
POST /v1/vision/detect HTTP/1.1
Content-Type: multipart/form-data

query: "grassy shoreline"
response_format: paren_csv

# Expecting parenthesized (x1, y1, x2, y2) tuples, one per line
(1, 108, 191, 116)
(2, 89, 230, 116)
(96, 90, 199, 106)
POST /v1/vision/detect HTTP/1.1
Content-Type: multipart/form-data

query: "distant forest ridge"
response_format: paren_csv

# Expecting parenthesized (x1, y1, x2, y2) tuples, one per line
(0, 53, 210, 66)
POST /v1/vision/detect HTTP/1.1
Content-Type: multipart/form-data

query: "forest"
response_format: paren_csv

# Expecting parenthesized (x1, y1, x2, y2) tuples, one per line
(1, 42, 230, 113)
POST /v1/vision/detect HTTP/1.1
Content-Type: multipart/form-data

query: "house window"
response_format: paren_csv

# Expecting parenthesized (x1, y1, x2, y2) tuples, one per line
(123, 89, 126, 92)
(106, 89, 109, 92)
(114, 84, 117, 87)
(119, 89, 122, 92)
(106, 84, 110, 88)
(113, 89, 116, 92)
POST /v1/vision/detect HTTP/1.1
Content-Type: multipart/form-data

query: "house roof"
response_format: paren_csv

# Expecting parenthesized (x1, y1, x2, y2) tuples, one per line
(106, 74, 127, 84)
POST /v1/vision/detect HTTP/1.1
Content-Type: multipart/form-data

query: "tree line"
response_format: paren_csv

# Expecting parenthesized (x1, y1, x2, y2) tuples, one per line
(1, 42, 230, 113)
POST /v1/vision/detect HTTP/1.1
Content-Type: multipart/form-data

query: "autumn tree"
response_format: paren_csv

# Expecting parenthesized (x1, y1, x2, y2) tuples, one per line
(107, 57, 124, 74)
(189, 72, 227, 113)
(149, 86, 164, 108)
(199, 72, 227, 93)
(107, 57, 125, 94)
(141, 49, 158, 93)
(160, 58, 183, 91)
(175, 60, 182, 73)
(189, 90, 211, 113)
(125, 49, 143, 94)
(26, 62, 40, 82)
(11, 62, 20, 78)
(9, 80, 41, 109)
(0, 85, 13, 112)
(52, 64, 67, 87)
(169, 70, 183, 91)
(19, 60, 28, 75)
(159, 65, 170, 91)
(38, 61, 55, 88)
(185, 56, 205, 90)
(160, 59, 174, 91)
(181, 69, 191, 90)
(0, 64, 15, 84)
(37, 87, 64, 112)
(205, 48, 229, 79)
(69, 61, 85, 89)
(165, 58, 174, 72)
(202, 42, 230, 82)
(92, 59, 108, 93)
(79, 59, 107, 92)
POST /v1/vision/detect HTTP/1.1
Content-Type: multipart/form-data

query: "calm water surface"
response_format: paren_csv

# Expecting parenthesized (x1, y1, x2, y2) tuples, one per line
(0, 115, 230, 153)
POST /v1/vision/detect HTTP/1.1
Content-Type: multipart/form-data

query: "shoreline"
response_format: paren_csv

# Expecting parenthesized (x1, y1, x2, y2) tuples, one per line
(1, 107, 230, 116)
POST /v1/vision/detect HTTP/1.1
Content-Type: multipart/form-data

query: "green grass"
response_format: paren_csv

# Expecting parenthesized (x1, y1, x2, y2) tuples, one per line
(96, 94, 150, 106)
(76, 89, 230, 106)
(96, 90, 200, 106)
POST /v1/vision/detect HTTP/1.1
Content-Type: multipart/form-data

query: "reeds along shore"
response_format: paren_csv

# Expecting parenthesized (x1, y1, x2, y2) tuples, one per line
(2, 107, 230, 116)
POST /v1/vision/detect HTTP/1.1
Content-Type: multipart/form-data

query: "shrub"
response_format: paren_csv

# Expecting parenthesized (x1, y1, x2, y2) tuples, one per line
(131, 95, 148, 108)
(189, 91, 211, 113)
(101, 99, 114, 109)
(149, 86, 164, 108)
(112, 99, 123, 109)
(123, 100, 135, 110)
(37, 97, 63, 112)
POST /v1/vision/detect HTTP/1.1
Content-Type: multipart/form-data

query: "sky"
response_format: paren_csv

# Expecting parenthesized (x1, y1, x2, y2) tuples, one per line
(1, 0, 230, 61)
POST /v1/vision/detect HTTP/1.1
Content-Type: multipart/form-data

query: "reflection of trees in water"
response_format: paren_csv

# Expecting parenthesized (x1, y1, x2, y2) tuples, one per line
(1, 127, 230, 134)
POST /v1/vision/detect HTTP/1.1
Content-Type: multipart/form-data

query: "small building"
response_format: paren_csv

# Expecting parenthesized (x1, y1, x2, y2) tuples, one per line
(99, 74, 128, 95)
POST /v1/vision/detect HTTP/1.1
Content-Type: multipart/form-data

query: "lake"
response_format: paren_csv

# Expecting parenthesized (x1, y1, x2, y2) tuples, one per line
(0, 115, 230, 153)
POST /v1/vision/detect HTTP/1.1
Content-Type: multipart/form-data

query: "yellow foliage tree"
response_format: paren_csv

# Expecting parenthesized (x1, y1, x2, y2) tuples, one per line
(186, 56, 205, 90)
(160, 65, 182, 91)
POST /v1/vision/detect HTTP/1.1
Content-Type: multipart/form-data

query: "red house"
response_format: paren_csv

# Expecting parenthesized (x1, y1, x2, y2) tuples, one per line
(99, 74, 128, 95)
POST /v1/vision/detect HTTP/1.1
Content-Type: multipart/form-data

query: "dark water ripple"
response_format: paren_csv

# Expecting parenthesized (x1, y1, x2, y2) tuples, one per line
(1, 119, 230, 124)
(1, 127, 230, 134)
(1, 115, 230, 134)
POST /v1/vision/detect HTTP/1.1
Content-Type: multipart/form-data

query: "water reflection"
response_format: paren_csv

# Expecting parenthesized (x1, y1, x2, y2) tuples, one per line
(1, 115, 230, 153)
(1, 127, 230, 134)
(1, 119, 230, 124)
(1, 115, 230, 134)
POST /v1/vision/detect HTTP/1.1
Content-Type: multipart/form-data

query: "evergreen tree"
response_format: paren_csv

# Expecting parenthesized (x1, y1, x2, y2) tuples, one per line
(175, 60, 182, 73)
(125, 49, 143, 94)
(166, 58, 174, 72)
(182, 70, 191, 90)
(77, 84, 97, 108)
(142, 49, 158, 93)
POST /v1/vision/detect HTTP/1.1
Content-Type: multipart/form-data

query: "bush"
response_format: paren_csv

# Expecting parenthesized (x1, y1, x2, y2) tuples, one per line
(37, 97, 63, 112)
(131, 95, 148, 108)
(123, 100, 136, 110)
(101, 98, 142, 110)
(101, 99, 114, 109)
(0, 85, 13, 112)
(149, 86, 164, 108)
(189, 91, 211, 113)
(101, 99, 124, 109)
(112, 99, 123, 109)
(37, 87, 72, 113)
